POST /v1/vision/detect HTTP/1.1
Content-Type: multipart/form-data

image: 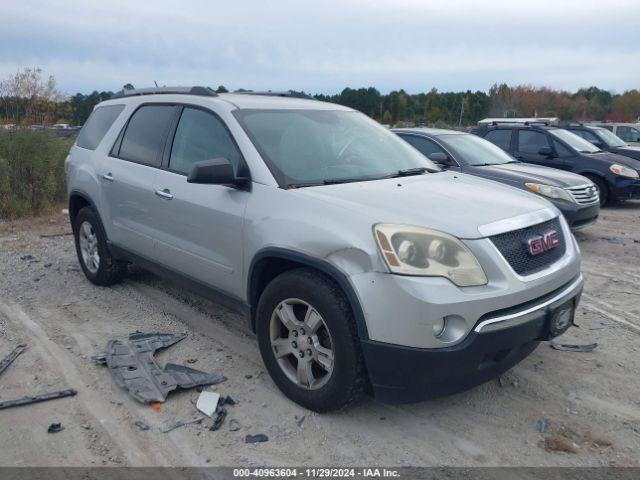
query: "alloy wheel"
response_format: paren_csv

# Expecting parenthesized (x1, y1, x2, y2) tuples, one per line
(269, 298, 334, 390)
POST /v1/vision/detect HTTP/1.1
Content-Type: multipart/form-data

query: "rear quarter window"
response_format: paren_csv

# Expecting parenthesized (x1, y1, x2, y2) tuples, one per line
(76, 105, 125, 150)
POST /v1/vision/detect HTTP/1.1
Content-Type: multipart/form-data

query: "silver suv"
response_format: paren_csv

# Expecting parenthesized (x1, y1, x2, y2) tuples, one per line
(66, 87, 583, 412)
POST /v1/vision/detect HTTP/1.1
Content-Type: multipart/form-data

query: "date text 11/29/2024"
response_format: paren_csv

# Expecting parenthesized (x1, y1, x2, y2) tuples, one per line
(233, 468, 400, 478)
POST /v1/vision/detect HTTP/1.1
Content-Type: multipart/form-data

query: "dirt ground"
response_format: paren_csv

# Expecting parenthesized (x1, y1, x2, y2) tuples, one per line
(0, 203, 639, 467)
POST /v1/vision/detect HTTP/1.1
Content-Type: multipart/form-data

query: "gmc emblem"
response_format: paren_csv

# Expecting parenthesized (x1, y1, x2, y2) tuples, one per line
(526, 230, 560, 256)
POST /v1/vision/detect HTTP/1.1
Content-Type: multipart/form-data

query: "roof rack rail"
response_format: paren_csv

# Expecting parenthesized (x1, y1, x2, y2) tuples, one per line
(558, 122, 584, 127)
(111, 86, 218, 99)
(234, 90, 313, 99)
(478, 117, 558, 127)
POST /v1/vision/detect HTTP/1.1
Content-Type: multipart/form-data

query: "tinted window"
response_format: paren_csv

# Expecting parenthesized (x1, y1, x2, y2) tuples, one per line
(617, 126, 640, 143)
(575, 129, 599, 143)
(402, 135, 446, 157)
(484, 129, 512, 150)
(517, 130, 549, 154)
(119, 105, 176, 166)
(553, 140, 573, 157)
(438, 133, 516, 166)
(76, 105, 124, 150)
(169, 108, 241, 175)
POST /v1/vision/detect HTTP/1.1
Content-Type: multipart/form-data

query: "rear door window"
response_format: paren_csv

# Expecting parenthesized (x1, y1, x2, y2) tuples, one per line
(169, 108, 241, 175)
(117, 105, 177, 167)
(517, 130, 550, 154)
(484, 129, 512, 150)
(76, 105, 125, 150)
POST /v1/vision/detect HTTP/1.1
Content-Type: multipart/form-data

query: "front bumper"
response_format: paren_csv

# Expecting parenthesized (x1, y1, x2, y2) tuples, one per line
(361, 274, 583, 403)
(610, 177, 640, 201)
(554, 200, 599, 230)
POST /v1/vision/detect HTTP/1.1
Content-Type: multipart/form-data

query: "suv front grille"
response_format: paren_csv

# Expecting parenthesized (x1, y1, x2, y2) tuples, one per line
(565, 184, 599, 205)
(489, 218, 566, 276)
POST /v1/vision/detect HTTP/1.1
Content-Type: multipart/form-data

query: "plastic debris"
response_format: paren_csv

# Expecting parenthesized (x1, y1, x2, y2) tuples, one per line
(0, 389, 77, 410)
(296, 415, 306, 427)
(196, 391, 221, 417)
(589, 322, 608, 330)
(93, 333, 226, 403)
(209, 407, 227, 431)
(536, 419, 548, 433)
(160, 413, 204, 433)
(228, 419, 241, 432)
(245, 433, 269, 444)
(47, 423, 64, 434)
(549, 340, 598, 352)
(134, 420, 150, 431)
(0, 344, 27, 378)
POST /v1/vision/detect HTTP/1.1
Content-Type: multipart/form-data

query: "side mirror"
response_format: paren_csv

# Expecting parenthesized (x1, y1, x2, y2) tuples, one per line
(428, 152, 455, 166)
(187, 158, 248, 187)
(538, 146, 555, 157)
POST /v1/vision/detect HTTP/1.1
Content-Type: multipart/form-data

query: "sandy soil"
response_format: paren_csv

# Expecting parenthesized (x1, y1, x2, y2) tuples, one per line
(0, 204, 639, 467)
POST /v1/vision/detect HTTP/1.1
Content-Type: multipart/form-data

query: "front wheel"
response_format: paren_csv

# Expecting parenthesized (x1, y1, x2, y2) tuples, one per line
(256, 269, 366, 412)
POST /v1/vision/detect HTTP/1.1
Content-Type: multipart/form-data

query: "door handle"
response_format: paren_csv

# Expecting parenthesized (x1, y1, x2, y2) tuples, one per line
(102, 173, 114, 182)
(155, 188, 174, 200)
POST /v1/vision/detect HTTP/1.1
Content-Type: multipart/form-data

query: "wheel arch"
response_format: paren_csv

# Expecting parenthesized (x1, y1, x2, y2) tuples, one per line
(247, 248, 369, 340)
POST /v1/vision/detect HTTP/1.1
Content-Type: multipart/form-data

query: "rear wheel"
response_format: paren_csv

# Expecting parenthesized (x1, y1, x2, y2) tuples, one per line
(256, 268, 366, 412)
(585, 175, 609, 206)
(73, 207, 126, 286)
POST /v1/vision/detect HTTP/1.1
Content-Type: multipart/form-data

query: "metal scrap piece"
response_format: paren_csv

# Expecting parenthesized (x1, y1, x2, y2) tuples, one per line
(0, 389, 77, 410)
(160, 413, 205, 433)
(97, 332, 226, 403)
(549, 339, 598, 352)
(0, 344, 27, 378)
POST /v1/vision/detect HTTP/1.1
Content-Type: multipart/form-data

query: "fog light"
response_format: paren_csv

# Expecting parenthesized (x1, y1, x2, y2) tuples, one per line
(432, 317, 446, 337)
(549, 302, 574, 337)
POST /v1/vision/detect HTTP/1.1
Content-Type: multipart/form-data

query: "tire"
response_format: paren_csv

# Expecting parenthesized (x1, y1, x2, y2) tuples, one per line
(256, 268, 366, 412)
(73, 206, 126, 286)
(586, 175, 609, 207)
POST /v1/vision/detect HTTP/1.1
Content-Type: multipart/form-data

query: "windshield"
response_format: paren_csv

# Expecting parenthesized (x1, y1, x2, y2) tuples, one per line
(594, 127, 627, 147)
(437, 133, 517, 166)
(550, 129, 600, 153)
(234, 109, 437, 186)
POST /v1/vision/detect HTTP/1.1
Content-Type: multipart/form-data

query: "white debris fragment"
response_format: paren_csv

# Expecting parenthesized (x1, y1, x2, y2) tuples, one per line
(196, 391, 220, 417)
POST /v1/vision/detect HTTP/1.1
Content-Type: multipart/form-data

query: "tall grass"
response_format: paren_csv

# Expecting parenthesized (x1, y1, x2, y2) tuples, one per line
(0, 130, 73, 219)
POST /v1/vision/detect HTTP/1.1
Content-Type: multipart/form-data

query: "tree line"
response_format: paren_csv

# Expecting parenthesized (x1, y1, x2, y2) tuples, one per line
(1, 68, 639, 127)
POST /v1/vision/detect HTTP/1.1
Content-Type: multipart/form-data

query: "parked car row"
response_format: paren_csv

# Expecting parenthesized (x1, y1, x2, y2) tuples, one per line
(68, 87, 636, 412)
(470, 120, 640, 206)
(394, 128, 600, 229)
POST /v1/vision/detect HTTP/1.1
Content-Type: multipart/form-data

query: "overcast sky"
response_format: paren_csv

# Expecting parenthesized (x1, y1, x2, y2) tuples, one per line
(1, 0, 638, 96)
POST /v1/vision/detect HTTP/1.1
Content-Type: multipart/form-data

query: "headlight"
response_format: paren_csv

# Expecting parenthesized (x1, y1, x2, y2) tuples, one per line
(610, 164, 639, 179)
(374, 224, 487, 287)
(525, 183, 576, 203)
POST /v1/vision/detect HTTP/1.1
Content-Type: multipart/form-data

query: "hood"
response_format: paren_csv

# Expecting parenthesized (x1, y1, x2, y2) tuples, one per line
(470, 162, 590, 188)
(589, 151, 640, 171)
(297, 172, 556, 239)
(612, 146, 640, 161)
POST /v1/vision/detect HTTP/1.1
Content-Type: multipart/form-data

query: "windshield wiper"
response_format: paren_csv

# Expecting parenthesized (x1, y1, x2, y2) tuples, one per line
(322, 177, 373, 185)
(393, 167, 432, 176)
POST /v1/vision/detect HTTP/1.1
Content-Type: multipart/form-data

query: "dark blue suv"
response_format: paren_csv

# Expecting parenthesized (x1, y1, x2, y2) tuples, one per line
(560, 124, 640, 162)
(475, 122, 640, 205)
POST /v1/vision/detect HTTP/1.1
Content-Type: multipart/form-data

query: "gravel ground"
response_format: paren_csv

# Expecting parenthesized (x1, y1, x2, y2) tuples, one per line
(0, 204, 639, 467)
